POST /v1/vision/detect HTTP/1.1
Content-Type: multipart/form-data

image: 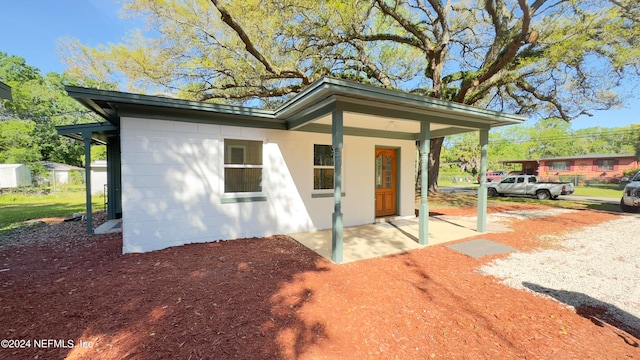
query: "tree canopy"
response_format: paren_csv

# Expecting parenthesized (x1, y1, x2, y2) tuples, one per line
(0, 52, 103, 173)
(60, 0, 640, 190)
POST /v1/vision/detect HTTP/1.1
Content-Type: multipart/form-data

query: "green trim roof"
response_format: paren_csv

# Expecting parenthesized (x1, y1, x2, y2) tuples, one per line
(61, 77, 526, 141)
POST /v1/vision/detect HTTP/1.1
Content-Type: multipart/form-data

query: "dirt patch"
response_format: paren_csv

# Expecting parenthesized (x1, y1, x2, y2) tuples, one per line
(0, 207, 638, 359)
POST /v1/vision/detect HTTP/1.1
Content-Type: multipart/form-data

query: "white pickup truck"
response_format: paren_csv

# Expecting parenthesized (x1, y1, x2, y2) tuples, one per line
(620, 171, 640, 213)
(486, 175, 574, 200)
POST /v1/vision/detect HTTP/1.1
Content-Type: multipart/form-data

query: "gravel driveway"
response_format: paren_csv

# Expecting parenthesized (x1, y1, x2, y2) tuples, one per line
(480, 214, 640, 337)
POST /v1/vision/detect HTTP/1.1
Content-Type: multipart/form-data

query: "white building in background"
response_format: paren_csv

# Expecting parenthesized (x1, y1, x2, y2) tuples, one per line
(90, 160, 108, 195)
(41, 161, 83, 190)
(0, 164, 32, 188)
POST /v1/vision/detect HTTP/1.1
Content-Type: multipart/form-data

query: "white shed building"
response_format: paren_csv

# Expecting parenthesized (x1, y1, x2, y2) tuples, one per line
(0, 164, 32, 188)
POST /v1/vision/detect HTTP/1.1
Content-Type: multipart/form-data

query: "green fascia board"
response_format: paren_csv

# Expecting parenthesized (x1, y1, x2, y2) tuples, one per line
(65, 86, 275, 118)
(57, 122, 118, 135)
(56, 122, 118, 145)
(276, 77, 526, 126)
(118, 104, 287, 130)
(286, 97, 336, 130)
(0, 81, 12, 101)
(76, 98, 119, 124)
(429, 126, 489, 139)
(64, 77, 526, 139)
(323, 77, 526, 124)
(298, 123, 417, 140)
(338, 99, 496, 129)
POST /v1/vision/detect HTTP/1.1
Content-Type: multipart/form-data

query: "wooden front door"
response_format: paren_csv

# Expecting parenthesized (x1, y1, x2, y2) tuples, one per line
(375, 148, 397, 217)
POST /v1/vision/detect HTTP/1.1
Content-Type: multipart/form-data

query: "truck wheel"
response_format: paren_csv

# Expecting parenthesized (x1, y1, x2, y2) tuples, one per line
(620, 198, 638, 213)
(488, 188, 498, 197)
(536, 190, 551, 200)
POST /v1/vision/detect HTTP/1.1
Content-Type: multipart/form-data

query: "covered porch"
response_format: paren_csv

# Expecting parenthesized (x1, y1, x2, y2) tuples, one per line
(280, 78, 526, 263)
(289, 215, 482, 263)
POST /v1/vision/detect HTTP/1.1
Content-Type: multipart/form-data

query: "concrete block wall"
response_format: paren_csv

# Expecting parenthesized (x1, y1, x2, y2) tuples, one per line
(120, 116, 416, 253)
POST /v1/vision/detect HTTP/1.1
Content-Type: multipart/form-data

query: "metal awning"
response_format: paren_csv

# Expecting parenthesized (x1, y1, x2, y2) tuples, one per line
(56, 122, 118, 145)
(0, 81, 11, 101)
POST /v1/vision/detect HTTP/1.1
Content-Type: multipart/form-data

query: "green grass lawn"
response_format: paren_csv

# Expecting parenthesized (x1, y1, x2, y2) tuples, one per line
(0, 189, 103, 231)
(571, 184, 622, 198)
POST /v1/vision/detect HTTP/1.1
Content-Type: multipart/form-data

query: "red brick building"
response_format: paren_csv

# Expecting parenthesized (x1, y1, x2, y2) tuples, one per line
(502, 154, 639, 183)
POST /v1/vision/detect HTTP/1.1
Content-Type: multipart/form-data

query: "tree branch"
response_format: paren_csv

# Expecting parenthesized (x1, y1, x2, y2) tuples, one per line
(351, 39, 393, 87)
(209, 0, 310, 84)
(374, 0, 432, 49)
(198, 83, 304, 101)
(455, 0, 534, 103)
(515, 79, 572, 121)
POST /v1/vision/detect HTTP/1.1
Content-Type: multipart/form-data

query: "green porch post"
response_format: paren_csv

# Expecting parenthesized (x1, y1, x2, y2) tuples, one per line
(106, 136, 122, 220)
(83, 132, 94, 234)
(477, 129, 489, 233)
(419, 122, 430, 245)
(331, 109, 344, 263)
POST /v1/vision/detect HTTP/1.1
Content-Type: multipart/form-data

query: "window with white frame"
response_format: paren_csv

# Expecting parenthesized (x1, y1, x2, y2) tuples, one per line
(313, 144, 334, 190)
(224, 139, 262, 193)
(597, 159, 614, 171)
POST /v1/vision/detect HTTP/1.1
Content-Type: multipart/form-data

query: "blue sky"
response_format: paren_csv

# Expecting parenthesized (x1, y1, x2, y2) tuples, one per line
(1, 0, 638, 131)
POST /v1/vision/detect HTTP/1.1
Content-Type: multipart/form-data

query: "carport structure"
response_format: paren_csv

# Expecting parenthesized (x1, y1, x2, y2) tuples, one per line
(58, 77, 525, 263)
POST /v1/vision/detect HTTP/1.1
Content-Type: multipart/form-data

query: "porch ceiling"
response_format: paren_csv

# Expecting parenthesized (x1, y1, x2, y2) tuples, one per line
(280, 78, 527, 139)
(56, 122, 118, 145)
(310, 112, 465, 140)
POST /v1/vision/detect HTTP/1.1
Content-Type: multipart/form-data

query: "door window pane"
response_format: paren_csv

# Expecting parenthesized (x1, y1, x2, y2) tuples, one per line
(376, 153, 383, 188)
(384, 154, 392, 188)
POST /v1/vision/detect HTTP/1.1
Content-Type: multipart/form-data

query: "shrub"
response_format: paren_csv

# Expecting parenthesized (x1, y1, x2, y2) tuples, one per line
(585, 176, 623, 185)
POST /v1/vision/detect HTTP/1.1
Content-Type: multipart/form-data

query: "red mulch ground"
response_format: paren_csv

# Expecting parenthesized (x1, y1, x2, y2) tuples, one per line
(0, 206, 638, 359)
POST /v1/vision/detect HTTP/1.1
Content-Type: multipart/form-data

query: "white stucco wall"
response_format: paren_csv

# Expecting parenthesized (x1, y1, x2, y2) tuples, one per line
(120, 117, 416, 253)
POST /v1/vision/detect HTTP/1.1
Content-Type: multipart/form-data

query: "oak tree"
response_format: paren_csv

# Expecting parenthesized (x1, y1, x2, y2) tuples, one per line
(61, 0, 640, 191)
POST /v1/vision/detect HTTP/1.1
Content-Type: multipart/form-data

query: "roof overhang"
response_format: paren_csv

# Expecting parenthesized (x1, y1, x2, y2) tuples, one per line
(0, 81, 12, 101)
(277, 77, 526, 139)
(62, 77, 527, 141)
(56, 122, 118, 145)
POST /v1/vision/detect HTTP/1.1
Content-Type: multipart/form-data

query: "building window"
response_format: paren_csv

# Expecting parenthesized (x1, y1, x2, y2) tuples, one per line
(549, 161, 570, 171)
(314, 144, 334, 190)
(598, 159, 614, 171)
(224, 139, 262, 193)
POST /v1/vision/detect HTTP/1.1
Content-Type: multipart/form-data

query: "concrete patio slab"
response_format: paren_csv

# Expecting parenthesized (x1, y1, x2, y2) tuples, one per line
(289, 216, 482, 263)
(446, 238, 517, 258)
(95, 219, 122, 234)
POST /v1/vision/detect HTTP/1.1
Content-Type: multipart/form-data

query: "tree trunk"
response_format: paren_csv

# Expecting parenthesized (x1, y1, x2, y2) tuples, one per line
(428, 137, 444, 193)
